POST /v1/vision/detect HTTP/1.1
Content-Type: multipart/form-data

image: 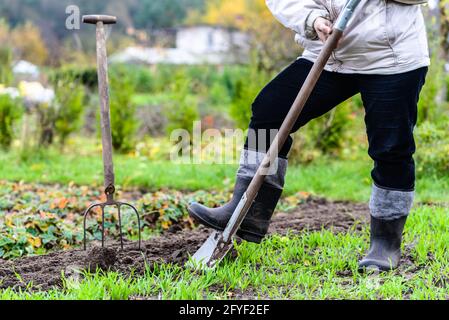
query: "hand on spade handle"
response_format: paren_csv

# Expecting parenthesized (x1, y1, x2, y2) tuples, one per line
(83, 15, 116, 201)
(191, 0, 362, 269)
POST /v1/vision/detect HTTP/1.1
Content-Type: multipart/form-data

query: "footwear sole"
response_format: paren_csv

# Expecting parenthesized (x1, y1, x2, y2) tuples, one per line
(358, 261, 397, 273)
(188, 207, 263, 244)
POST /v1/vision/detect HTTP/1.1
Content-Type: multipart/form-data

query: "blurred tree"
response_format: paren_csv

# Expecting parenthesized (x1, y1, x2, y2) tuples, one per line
(131, 0, 205, 29)
(11, 22, 49, 65)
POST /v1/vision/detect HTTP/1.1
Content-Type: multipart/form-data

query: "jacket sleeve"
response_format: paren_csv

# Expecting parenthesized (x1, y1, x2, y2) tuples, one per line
(265, 0, 330, 40)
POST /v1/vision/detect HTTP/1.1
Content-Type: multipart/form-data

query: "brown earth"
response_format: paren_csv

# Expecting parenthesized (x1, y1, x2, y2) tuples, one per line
(0, 198, 370, 291)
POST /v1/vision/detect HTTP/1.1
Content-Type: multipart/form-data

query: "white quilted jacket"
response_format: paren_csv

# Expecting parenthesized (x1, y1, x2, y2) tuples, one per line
(266, 0, 430, 74)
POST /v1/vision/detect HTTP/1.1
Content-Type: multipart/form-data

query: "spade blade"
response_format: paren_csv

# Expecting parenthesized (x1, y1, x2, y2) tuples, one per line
(190, 231, 234, 269)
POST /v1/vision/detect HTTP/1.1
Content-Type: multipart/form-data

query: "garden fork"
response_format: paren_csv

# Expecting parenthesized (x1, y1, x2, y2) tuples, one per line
(82, 15, 141, 250)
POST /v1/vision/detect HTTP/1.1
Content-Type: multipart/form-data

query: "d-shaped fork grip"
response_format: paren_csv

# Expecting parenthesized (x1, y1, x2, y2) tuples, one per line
(82, 15, 117, 25)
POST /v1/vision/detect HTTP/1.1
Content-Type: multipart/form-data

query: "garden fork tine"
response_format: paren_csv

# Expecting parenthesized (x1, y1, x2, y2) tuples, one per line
(82, 15, 141, 251)
(83, 202, 142, 250)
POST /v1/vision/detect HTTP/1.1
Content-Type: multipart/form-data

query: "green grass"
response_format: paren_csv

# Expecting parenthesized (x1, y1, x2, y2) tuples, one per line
(0, 150, 447, 203)
(1, 205, 448, 300)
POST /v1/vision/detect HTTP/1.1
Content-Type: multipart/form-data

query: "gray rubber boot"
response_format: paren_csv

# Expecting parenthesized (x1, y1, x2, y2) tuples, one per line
(358, 184, 413, 272)
(358, 215, 407, 272)
(188, 149, 287, 244)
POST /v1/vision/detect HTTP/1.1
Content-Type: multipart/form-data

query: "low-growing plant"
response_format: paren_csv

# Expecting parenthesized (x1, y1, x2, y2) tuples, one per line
(0, 180, 233, 259)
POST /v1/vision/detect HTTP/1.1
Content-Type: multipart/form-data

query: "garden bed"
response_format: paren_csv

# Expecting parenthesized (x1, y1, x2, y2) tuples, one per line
(0, 198, 370, 291)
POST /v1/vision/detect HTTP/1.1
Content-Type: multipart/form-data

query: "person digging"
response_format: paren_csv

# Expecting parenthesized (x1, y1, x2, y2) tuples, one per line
(188, 0, 429, 272)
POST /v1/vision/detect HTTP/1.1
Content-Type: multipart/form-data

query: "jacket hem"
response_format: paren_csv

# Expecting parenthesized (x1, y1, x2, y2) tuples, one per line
(298, 56, 430, 75)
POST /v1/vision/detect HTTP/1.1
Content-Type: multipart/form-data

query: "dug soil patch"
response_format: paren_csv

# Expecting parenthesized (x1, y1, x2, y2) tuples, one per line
(0, 198, 369, 291)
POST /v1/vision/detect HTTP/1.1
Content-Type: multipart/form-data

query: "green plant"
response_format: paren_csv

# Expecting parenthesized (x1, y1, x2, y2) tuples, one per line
(35, 103, 57, 147)
(419, 54, 445, 122)
(415, 118, 449, 175)
(126, 65, 155, 93)
(51, 67, 98, 90)
(51, 75, 86, 146)
(164, 71, 200, 136)
(229, 61, 271, 129)
(0, 94, 22, 149)
(0, 47, 13, 86)
(109, 67, 138, 153)
(289, 96, 361, 164)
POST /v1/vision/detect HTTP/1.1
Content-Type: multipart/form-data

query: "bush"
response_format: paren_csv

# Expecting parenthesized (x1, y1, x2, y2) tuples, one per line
(229, 63, 271, 129)
(133, 67, 155, 93)
(109, 67, 138, 153)
(0, 47, 13, 86)
(35, 103, 57, 147)
(289, 96, 362, 164)
(419, 53, 445, 122)
(0, 94, 22, 149)
(415, 119, 449, 175)
(26, 72, 87, 149)
(51, 67, 98, 90)
(164, 71, 200, 136)
(52, 76, 86, 146)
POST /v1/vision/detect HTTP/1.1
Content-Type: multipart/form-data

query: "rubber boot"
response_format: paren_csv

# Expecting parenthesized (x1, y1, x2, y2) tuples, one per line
(358, 216, 408, 272)
(188, 177, 282, 243)
(188, 149, 287, 244)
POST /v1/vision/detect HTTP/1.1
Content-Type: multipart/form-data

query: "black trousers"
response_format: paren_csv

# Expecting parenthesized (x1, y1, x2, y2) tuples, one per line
(245, 58, 428, 191)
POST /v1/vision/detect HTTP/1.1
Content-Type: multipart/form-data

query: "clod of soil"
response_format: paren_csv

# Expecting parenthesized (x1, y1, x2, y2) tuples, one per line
(0, 198, 369, 291)
(84, 247, 117, 272)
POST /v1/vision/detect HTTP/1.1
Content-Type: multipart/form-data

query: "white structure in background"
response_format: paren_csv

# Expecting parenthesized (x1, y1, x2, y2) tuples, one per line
(12, 60, 40, 80)
(18, 81, 55, 105)
(1, 61, 53, 105)
(0, 85, 20, 99)
(111, 25, 250, 65)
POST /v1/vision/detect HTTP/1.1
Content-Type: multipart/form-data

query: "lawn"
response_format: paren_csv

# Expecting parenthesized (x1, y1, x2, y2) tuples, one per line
(0, 150, 447, 203)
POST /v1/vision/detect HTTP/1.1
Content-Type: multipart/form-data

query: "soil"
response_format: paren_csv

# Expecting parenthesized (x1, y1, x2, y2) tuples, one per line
(0, 198, 370, 291)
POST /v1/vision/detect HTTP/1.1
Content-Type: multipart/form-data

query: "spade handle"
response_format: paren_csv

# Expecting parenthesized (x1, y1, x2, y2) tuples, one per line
(82, 15, 117, 25)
